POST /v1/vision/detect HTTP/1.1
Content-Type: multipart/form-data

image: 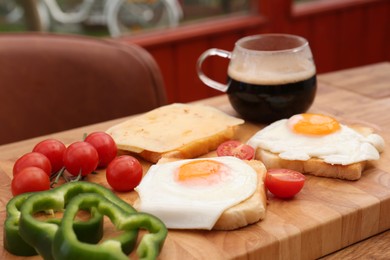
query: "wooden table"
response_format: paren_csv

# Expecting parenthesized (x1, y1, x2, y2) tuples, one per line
(0, 62, 389, 259)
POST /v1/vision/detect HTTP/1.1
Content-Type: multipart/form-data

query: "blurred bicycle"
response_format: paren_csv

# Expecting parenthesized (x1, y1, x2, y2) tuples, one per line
(0, 0, 183, 36)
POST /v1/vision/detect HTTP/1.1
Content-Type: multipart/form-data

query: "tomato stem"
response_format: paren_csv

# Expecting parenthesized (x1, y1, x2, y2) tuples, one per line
(50, 168, 85, 187)
(73, 172, 83, 182)
(50, 167, 66, 188)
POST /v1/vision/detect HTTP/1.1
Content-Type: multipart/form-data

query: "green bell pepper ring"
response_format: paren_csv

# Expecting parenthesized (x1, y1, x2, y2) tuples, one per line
(18, 181, 139, 260)
(3, 192, 37, 256)
(52, 193, 167, 260)
(4, 192, 104, 256)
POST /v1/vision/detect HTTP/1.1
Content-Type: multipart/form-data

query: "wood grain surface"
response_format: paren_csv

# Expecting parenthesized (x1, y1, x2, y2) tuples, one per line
(0, 62, 389, 259)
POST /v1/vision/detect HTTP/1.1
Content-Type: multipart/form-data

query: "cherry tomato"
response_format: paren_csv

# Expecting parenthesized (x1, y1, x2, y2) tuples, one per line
(63, 141, 99, 176)
(216, 140, 255, 160)
(13, 152, 52, 177)
(265, 168, 305, 199)
(11, 167, 50, 196)
(85, 132, 117, 168)
(106, 155, 143, 192)
(33, 139, 66, 173)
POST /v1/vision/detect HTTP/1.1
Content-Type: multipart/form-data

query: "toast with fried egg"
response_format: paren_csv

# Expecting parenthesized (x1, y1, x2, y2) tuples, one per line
(213, 159, 267, 230)
(133, 158, 267, 230)
(247, 114, 385, 181)
(107, 103, 244, 163)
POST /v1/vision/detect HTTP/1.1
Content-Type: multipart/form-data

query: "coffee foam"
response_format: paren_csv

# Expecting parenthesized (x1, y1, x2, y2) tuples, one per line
(228, 55, 316, 85)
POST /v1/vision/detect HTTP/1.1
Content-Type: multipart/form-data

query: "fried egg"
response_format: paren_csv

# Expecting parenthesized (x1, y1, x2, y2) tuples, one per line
(247, 113, 384, 165)
(135, 156, 257, 230)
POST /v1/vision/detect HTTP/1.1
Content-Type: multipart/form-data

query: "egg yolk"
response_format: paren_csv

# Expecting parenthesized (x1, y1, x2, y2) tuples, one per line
(288, 113, 341, 135)
(177, 160, 221, 181)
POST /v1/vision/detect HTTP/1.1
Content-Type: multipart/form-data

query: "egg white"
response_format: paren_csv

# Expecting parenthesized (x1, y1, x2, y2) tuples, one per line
(135, 156, 258, 230)
(247, 119, 384, 165)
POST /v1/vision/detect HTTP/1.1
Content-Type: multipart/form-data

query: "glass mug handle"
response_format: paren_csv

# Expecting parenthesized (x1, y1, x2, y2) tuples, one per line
(196, 48, 231, 92)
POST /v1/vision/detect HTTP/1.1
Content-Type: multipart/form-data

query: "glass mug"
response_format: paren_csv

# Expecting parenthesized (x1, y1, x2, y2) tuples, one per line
(197, 34, 317, 123)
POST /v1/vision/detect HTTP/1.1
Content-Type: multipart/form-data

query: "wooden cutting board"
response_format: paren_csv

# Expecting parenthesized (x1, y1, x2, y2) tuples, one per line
(0, 63, 389, 259)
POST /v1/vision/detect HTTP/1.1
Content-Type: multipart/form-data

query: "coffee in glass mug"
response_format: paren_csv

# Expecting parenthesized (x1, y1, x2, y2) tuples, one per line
(197, 34, 317, 123)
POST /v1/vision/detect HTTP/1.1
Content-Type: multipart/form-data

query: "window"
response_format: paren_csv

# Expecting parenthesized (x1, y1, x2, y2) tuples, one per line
(0, 0, 253, 37)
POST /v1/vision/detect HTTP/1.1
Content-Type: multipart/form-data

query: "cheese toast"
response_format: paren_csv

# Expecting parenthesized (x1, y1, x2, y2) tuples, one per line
(107, 103, 244, 163)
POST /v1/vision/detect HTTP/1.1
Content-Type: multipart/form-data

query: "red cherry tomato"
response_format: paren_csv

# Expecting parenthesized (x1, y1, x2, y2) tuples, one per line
(13, 152, 52, 177)
(106, 155, 143, 192)
(265, 168, 305, 199)
(11, 166, 50, 196)
(33, 139, 66, 173)
(85, 132, 117, 168)
(63, 141, 99, 177)
(216, 140, 255, 160)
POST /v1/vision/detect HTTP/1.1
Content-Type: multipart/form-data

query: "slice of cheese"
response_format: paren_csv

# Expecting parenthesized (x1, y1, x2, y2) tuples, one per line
(106, 103, 244, 153)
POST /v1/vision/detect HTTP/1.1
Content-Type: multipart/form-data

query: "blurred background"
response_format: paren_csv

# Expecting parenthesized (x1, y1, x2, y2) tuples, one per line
(1, 0, 389, 103)
(0, 0, 255, 36)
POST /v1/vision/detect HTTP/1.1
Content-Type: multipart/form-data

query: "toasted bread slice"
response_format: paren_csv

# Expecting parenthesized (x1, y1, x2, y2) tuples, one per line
(250, 125, 384, 181)
(256, 149, 365, 180)
(107, 103, 244, 163)
(133, 159, 267, 230)
(213, 160, 267, 230)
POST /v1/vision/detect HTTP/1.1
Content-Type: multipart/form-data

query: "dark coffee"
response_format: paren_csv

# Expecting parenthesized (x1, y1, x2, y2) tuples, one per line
(227, 75, 317, 123)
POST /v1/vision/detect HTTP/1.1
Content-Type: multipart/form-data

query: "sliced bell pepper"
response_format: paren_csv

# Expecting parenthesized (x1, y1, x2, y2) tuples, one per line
(18, 181, 139, 260)
(52, 193, 167, 260)
(4, 191, 104, 256)
(3, 192, 37, 256)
